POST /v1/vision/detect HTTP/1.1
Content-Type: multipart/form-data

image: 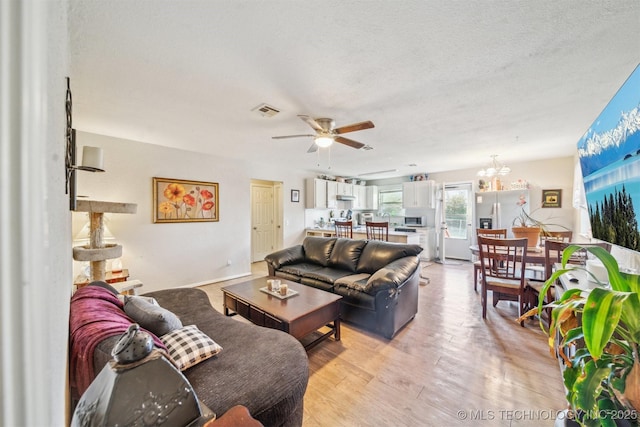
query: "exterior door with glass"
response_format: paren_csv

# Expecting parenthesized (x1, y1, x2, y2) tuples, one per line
(443, 182, 473, 261)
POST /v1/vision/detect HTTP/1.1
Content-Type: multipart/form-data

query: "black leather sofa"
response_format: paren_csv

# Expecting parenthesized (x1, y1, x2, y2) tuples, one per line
(264, 237, 423, 339)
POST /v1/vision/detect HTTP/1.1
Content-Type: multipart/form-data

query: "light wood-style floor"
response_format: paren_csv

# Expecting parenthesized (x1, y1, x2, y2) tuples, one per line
(199, 261, 566, 427)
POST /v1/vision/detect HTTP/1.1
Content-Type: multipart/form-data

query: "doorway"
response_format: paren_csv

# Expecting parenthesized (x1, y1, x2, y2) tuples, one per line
(442, 182, 473, 261)
(250, 180, 283, 262)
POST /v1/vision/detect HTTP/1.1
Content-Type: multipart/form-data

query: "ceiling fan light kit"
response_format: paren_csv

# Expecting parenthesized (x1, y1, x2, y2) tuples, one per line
(314, 136, 334, 148)
(273, 115, 375, 152)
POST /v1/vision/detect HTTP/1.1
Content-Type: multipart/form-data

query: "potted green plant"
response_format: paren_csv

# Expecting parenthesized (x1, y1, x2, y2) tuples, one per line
(511, 208, 570, 247)
(532, 245, 640, 426)
(512, 208, 544, 247)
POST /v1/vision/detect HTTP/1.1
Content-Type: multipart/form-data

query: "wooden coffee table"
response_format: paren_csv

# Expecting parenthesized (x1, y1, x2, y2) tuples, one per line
(221, 276, 342, 350)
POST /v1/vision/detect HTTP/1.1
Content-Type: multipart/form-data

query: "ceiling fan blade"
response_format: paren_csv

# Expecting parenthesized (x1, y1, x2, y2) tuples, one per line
(298, 115, 323, 132)
(272, 134, 315, 139)
(333, 120, 374, 135)
(307, 142, 318, 153)
(334, 136, 365, 149)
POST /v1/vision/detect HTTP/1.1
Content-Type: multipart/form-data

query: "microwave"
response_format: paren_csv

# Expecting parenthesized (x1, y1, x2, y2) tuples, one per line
(404, 216, 427, 226)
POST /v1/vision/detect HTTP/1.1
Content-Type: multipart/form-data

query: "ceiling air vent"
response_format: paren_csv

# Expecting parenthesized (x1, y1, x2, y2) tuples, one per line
(251, 103, 280, 118)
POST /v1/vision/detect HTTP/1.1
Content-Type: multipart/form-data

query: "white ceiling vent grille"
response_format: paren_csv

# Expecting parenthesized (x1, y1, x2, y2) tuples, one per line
(251, 103, 280, 117)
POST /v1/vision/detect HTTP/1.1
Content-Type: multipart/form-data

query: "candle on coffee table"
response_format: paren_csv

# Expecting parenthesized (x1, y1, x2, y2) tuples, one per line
(280, 284, 288, 296)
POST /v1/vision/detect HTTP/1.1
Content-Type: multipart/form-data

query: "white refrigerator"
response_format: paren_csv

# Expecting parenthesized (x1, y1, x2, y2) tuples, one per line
(475, 189, 529, 238)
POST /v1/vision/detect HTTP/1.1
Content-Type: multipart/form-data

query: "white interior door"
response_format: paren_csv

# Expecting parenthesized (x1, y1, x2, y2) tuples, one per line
(443, 182, 473, 261)
(251, 183, 275, 262)
(274, 183, 283, 250)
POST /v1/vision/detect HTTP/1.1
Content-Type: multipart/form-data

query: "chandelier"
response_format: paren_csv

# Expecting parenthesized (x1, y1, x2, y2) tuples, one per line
(477, 155, 511, 177)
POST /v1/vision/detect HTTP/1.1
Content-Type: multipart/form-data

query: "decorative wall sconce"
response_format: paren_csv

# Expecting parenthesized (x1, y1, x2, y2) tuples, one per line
(65, 77, 105, 210)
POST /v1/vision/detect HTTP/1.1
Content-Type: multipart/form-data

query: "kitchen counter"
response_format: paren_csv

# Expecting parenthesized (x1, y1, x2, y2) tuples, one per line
(305, 227, 421, 245)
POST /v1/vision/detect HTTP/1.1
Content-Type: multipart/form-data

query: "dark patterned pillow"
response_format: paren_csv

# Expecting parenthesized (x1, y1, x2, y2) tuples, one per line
(160, 325, 222, 370)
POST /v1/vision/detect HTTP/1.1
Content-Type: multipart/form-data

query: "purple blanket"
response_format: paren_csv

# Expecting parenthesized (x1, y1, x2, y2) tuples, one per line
(69, 286, 166, 397)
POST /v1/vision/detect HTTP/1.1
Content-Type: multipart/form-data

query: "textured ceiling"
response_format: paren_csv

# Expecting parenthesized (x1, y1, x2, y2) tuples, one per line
(69, 0, 640, 179)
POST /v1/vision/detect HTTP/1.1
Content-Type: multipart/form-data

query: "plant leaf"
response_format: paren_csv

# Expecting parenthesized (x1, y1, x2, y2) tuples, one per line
(621, 271, 640, 294)
(596, 398, 619, 427)
(619, 293, 640, 343)
(572, 359, 610, 413)
(582, 288, 629, 360)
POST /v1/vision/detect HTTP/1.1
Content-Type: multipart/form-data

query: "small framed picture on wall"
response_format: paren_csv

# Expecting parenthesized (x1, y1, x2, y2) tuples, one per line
(291, 189, 300, 203)
(542, 189, 562, 208)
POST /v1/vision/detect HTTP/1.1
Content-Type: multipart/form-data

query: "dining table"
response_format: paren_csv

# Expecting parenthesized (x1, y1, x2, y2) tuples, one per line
(469, 244, 546, 265)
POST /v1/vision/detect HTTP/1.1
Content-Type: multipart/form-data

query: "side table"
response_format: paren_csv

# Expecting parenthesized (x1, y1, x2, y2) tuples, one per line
(74, 269, 143, 295)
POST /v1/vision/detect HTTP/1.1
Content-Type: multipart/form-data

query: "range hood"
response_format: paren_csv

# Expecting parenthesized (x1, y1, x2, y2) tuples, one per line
(336, 195, 356, 201)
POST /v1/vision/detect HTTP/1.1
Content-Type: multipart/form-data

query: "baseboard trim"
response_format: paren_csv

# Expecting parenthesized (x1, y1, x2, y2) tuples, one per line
(177, 272, 253, 289)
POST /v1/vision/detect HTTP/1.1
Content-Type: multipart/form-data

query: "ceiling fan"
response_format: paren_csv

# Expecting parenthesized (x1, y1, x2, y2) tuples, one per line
(272, 115, 374, 153)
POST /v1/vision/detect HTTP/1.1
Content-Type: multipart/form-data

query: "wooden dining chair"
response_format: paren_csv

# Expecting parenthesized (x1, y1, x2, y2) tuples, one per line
(334, 220, 353, 238)
(366, 221, 389, 241)
(526, 230, 574, 280)
(473, 228, 507, 292)
(526, 240, 612, 318)
(540, 230, 573, 244)
(477, 236, 529, 326)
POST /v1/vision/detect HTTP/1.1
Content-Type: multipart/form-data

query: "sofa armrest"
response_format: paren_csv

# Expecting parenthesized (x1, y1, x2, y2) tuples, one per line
(264, 245, 305, 272)
(364, 256, 420, 295)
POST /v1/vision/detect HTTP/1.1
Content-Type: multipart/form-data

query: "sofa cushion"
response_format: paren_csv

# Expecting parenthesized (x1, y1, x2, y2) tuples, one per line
(356, 241, 422, 274)
(302, 237, 336, 267)
(302, 267, 352, 285)
(161, 325, 222, 371)
(328, 238, 367, 272)
(279, 262, 323, 277)
(300, 277, 335, 292)
(273, 271, 302, 283)
(124, 295, 183, 336)
(334, 273, 371, 292)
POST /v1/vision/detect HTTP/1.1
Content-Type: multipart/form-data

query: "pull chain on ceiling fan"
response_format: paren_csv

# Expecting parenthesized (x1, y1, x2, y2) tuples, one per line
(316, 144, 333, 170)
(273, 115, 374, 153)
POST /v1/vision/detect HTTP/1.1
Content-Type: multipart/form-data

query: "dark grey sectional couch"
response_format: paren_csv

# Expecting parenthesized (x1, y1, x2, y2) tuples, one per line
(264, 237, 423, 339)
(70, 285, 308, 427)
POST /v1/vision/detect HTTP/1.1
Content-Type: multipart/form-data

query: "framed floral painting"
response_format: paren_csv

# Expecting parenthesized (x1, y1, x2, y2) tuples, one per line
(153, 177, 219, 223)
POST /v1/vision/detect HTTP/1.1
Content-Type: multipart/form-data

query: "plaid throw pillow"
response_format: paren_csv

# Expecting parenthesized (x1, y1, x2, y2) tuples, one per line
(160, 325, 222, 370)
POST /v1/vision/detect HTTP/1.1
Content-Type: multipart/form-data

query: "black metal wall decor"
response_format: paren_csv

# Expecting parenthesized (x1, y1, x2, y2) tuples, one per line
(65, 77, 104, 210)
(65, 77, 77, 210)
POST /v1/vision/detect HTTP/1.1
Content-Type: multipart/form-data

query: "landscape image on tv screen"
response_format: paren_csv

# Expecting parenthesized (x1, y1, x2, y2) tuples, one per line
(578, 64, 640, 251)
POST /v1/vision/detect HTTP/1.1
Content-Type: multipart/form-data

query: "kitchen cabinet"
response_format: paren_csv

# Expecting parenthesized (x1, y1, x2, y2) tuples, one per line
(366, 185, 379, 210)
(402, 180, 435, 208)
(352, 185, 367, 209)
(306, 178, 327, 209)
(326, 180, 338, 209)
(337, 182, 353, 197)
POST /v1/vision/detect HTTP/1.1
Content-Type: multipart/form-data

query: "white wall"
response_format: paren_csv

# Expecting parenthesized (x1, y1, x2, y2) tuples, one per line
(74, 132, 308, 292)
(429, 156, 576, 230)
(1, 1, 71, 425)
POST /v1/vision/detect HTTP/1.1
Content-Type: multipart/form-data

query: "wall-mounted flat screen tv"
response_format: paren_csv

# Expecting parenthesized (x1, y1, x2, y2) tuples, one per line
(578, 64, 640, 251)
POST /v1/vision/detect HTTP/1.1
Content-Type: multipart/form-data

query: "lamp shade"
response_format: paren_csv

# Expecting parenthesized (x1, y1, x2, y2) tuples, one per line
(314, 136, 333, 148)
(80, 146, 104, 172)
